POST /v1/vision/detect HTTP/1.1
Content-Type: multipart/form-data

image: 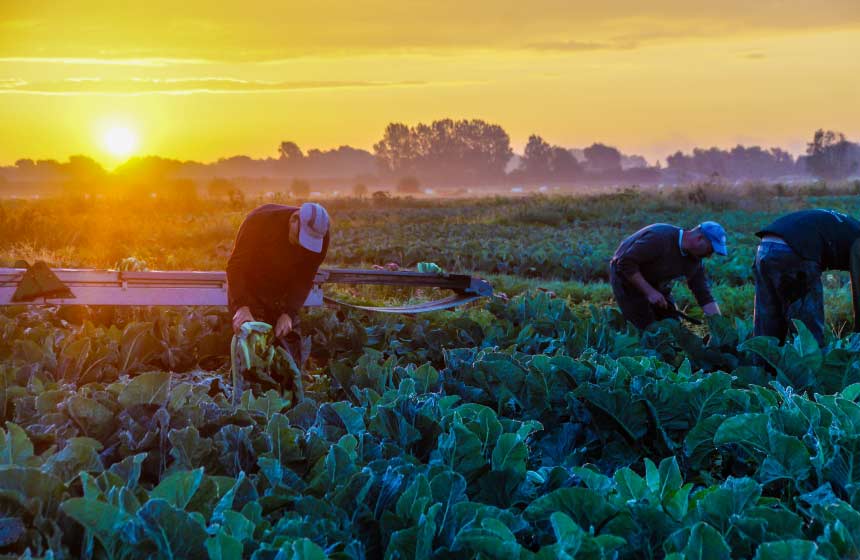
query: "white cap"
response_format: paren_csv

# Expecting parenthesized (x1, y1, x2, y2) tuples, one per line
(298, 202, 329, 253)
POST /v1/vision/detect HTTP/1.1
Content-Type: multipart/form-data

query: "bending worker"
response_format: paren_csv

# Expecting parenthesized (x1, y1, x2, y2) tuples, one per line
(610, 222, 726, 329)
(227, 202, 330, 337)
(754, 208, 860, 347)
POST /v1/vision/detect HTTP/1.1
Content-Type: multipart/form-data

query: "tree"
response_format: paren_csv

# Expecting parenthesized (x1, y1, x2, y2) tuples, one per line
(63, 155, 108, 195)
(665, 145, 796, 181)
(374, 123, 417, 175)
(583, 143, 622, 174)
(521, 135, 553, 180)
(353, 183, 368, 197)
(373, 118, 513, 185)
(279, 141, 304, 161)
(805, 129, 859, 180)
(549, 147, 582, 179)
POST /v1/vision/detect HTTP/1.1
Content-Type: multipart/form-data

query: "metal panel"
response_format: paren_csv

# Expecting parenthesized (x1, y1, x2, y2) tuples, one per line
(0, 278, 324, 307)
(0, 266, 487, 308)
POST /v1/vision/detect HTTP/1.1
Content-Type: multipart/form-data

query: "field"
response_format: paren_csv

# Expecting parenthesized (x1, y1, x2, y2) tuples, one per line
(4, 186, 860, 559)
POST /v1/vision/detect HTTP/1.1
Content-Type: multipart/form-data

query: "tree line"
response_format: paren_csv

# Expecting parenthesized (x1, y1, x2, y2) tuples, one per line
(2, 121, 859, 197)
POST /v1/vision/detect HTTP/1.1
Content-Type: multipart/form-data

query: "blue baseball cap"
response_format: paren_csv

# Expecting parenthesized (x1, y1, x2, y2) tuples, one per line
(298, 202, 330, 253)
(699, 221, 727, 255)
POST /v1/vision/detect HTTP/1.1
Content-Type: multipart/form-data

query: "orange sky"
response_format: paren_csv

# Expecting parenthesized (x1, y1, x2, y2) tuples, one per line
(2, 1, 859, 166)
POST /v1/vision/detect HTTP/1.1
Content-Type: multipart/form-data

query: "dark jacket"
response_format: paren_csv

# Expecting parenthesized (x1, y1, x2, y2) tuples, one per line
(610, 223, 714, 306)
(227, 204, 329, 323)
(757, 209, 860, 270)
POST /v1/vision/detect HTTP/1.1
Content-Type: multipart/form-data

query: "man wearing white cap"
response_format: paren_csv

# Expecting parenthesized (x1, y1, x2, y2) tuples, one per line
(610, 222, 726, 329)
(227, 202, 330, 337)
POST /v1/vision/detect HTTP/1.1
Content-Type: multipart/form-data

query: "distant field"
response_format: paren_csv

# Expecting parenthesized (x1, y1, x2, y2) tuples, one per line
(2, 184, 859, 326)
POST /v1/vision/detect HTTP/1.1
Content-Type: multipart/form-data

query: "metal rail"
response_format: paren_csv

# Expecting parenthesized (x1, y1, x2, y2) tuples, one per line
(0, 265, 492, 313)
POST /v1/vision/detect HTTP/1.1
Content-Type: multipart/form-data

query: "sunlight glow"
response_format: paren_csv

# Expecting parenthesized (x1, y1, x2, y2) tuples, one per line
(103, 126, 138, 157)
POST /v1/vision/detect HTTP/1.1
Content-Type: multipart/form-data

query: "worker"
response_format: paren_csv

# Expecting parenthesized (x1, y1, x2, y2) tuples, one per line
(754, 208, 860, 347)
(610, 222, 726, 329)
(227, 203, 330, 339)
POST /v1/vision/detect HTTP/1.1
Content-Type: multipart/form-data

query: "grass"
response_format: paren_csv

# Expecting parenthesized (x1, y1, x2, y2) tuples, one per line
(3, 185, 860, 335)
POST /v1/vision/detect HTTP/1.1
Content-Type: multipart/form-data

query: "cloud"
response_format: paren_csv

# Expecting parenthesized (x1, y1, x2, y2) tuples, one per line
(0, 57, 213, 67)
(0, 77, 429, 95)
(524, 40, 623, 52)
(525, 27, 727, 53)
(5, 2, 860, 63)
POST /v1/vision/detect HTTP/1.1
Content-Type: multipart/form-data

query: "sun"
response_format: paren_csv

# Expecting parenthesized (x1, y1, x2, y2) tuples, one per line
(103, 126, 139, 157)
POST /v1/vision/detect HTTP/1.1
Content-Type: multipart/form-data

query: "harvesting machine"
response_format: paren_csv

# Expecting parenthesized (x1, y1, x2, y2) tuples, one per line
(0, 261, 493, 314)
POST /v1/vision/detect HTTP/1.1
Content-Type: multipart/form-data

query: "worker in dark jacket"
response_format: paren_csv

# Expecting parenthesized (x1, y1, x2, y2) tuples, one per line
(610, 222, 726, 329)
(227, 203, 330, 337)
(754, 209, 860, 347)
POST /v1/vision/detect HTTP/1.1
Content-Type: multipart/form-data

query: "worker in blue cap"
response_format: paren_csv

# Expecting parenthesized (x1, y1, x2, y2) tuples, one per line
(610, 221, 727, 330)
(754, 209, 860, 347)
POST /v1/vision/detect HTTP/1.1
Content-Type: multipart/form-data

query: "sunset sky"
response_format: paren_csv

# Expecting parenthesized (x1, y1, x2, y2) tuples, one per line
(1, 1, 859, 166)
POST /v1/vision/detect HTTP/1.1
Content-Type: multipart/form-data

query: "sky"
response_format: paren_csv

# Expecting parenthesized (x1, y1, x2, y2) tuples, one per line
(1, 1, 859, 166)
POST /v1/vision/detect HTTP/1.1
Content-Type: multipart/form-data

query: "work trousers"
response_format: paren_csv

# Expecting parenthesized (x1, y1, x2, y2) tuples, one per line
(610, 264, 678, 330)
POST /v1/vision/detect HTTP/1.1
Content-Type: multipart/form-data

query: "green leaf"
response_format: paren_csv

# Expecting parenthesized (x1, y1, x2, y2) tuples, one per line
(570, 466, 614, 495)
(575, 384, 648, 441)
(62, 497, 129, 555)
(759, 431, 812, 484)
(614, 467, 649, 501)
(221, 510, 255, 542)
(491, 433, 527, 475)
(753, 540, 819, 560)
(35, 389, 67, 415)
(135, 498, 209, 559)
(118, 371, 171, 408)
(824, 435, 860, 491)
(212, 471, 246, 524)
(738, 336, 783, 370)
(458, 404, 504, 450)
(42, 437, 104, 482)
(550, 512, 583, 556)
(206, 531, 244, 560)
(438, 420, 487, 481)
(695, 477, 762, 534)
(430, 469, 467, 542)
(169, 426, 215, 471)
(150, 468, 204, 510)
(0, 465, 66, 512)
(714, 413, 770, 454)
(386, 503, 439, 560)
(396, 473, 432, 523)
(451, 517, 524, 560)
(0, 423, 34, 466)
(118, 322, 161, 373)
(325, 401, 366, 435)
(789, 320, 823, 372)
(108, 452, 147, 489)
(524, 487, 618, 531)
(843, 383, 860, 402)
(682, 522, 731, 560)
(273, 538, 328, 560)
(67, 396, 116, 440)
(656, 456, 684, 499)
(408, 363, 440, 393)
